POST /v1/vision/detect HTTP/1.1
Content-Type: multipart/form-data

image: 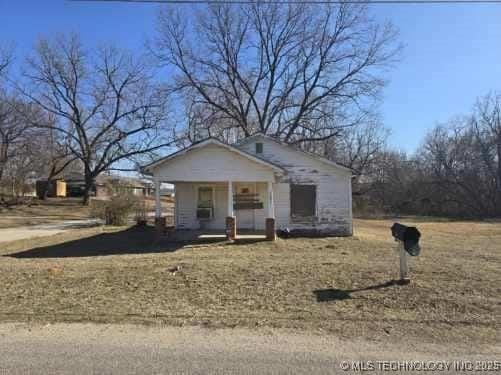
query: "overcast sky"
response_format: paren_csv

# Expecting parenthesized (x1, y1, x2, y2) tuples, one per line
(2, 0, 501, 153)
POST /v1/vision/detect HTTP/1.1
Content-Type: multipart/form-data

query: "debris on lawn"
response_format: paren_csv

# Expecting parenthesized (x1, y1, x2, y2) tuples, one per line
(167, 265, 182, 275)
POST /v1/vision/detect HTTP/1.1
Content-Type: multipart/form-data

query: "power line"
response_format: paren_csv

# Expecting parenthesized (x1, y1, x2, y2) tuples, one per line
(69, 0, 501, 4)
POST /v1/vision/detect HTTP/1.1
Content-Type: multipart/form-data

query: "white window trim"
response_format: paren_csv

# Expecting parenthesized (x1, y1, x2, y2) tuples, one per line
(197, 184, 216, 219)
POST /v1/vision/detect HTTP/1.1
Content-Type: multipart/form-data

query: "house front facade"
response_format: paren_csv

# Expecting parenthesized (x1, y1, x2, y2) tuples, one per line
(143, 134, 353, 240)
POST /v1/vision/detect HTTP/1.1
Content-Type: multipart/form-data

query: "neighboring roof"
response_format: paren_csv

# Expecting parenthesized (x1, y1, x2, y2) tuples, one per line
(61, 172, 149, 188)
(236, 133, 353, 174)
(142, 138, 286, 175)
(60, 172, 85, 182)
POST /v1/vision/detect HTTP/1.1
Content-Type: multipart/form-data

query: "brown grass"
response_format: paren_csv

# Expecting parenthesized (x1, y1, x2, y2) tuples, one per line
(0, 196, 173, 228)
(0, 198, 91, 228)
(0, 218, 500, 343)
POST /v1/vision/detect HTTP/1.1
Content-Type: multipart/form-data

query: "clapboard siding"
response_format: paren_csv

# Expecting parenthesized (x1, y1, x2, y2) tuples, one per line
(175, 182, 197, 229)
(174, 182, 230, 230)
(175, 181, 270, 231)
(158, 136, 352, 236)
(239, 136, 352, 235)
(153, 144, 276, 182)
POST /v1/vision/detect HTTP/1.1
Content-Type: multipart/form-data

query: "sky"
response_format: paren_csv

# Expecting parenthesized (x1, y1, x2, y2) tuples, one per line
(2, 0, 501, 153)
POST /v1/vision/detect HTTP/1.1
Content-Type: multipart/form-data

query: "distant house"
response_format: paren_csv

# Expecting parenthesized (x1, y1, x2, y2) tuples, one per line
(35, 179, 67, 198)
(37, 173, 153, 199)
(143, 134, 353, 240)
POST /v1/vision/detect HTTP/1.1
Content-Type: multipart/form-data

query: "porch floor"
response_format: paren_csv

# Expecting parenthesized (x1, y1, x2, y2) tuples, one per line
(167, 230, 266, 243)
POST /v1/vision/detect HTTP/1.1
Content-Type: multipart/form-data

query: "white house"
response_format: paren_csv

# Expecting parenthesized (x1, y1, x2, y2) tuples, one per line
(143, 134, 353, 240)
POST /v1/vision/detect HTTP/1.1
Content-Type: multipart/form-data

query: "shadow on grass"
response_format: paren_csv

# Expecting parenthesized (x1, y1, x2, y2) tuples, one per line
(6, 226, 187, 258)
(314, 280, 399, 302)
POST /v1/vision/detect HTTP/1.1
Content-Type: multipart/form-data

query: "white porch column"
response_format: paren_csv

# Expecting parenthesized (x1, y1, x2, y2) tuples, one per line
(227, 180, 234, 217)
(226, 181, 236, 240)
(155, 177, 162, 218)
(266, 181, 276, 240)
(267, 181, 275, 219)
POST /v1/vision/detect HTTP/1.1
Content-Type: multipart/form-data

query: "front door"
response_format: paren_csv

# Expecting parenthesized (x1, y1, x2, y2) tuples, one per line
(235, 183, 256, 230)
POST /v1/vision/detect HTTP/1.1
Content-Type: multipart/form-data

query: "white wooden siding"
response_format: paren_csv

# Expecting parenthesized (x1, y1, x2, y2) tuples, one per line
(239, 136, 352, 235)
(153, 144, 277, 182)
(159, 136, 352, 235)
(174, 181, 273, 231)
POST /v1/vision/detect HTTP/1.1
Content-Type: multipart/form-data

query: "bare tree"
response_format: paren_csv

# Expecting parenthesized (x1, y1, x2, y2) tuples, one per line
(420, 122, 492, 216)
(18, 35, 176, 204)
(0, 96, 34, 185)
(324, 120, 389, 183)
(0, 45, 12, 77)
(37, 123, 78, 200)
(471, 92, 501, 212)
(154, 3, 399, 144)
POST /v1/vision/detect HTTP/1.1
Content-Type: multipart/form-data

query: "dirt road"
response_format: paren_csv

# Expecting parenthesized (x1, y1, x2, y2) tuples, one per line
(0, 323, 499, 374)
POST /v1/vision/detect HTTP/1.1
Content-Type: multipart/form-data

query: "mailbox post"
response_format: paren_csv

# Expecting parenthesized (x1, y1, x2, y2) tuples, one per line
(391, 223, 421, 284)
(398, 241, 409, 281)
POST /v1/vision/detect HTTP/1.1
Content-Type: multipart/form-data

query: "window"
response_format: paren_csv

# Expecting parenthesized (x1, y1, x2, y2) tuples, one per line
(197, 186, 214, 219)
(255, 142, 263, 154)
(290, 185, 316, 217)
(198, 186, 214, 208)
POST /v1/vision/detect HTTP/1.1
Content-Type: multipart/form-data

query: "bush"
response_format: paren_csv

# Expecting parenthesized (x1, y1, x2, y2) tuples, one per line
(90, 194, 139, 226)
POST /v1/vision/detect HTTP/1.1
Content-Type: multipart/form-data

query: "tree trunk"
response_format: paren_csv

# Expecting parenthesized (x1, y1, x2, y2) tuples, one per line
(82, 173, 95, 206)
(39, 181, 50, 200)
(40, 166, 57, 201)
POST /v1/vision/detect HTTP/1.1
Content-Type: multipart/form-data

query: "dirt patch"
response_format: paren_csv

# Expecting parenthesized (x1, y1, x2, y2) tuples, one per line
(0, 219, 499, 344)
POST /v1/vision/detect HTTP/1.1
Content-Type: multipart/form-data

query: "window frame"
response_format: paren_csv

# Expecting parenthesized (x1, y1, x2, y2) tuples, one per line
(196, 185, 216, 219)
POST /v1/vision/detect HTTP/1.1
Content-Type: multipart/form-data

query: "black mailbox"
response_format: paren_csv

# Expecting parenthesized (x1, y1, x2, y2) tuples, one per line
(391, 223, 421, 256)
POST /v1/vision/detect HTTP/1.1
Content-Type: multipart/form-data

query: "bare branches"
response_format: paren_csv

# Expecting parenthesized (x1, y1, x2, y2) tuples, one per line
(155, 3, 400, 144)
(0, 44, 13, 78)
(0, 97, 37, 182)
(19, 35, 175, 204)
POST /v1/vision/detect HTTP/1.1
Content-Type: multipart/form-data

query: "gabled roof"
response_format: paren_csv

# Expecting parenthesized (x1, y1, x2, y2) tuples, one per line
(236, 133, 353, 174)
(142, 137, 286, 175)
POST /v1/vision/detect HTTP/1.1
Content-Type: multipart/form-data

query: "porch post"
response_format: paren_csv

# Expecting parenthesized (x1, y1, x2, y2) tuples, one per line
(155, 177, 162, 218)
(226, 180, 236, 240)
(154, 177, 165, 236)
(266, 181, 276, 241)
(267, 181, 275, 219)
(227, 180, 234, 217)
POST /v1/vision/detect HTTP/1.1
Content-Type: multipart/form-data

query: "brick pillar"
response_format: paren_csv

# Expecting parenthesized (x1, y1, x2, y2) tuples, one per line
(155, 217, 166, 237)
(265, 218, 276, 241)
(226, 216, 236, 240)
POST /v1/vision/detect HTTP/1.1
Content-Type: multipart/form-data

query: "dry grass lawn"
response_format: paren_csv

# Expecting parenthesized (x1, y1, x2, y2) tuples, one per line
(0, 198, 91, 228)
(0, 218, 500, 344)
(0, 196, 173, 228)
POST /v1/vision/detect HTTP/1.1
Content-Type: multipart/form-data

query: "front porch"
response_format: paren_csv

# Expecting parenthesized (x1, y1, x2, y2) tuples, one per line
(142, 138, 286, 241)
(153, 180, 277, 241)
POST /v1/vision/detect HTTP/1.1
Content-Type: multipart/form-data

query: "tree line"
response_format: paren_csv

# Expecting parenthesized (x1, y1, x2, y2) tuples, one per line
(361, 93, 501, 218)
(0, 3, 499, 218)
